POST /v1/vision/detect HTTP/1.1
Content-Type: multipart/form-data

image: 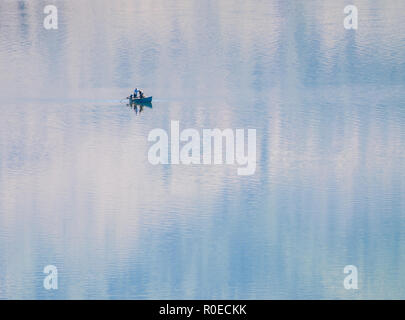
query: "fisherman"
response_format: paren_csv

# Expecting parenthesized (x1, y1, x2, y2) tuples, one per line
(133, 88, 139, 98)
(139, 90, 144, 99)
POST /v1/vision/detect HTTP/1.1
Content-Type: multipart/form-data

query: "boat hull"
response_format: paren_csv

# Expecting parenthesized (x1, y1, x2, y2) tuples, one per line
(129, 96, 152, 104)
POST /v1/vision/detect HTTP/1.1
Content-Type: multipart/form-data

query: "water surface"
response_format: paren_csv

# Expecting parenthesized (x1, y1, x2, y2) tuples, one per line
(0, 0, 404, 299)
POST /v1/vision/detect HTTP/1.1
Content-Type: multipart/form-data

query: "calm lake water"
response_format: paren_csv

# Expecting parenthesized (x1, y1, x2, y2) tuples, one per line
(0, 0, 404, 299)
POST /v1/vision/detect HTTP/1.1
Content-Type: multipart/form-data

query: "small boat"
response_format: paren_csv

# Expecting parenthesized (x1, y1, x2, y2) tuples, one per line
(129, 96, 152, 105)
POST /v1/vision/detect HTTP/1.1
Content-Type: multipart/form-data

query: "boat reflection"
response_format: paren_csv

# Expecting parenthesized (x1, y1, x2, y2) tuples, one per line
(128, 101, 152, 115)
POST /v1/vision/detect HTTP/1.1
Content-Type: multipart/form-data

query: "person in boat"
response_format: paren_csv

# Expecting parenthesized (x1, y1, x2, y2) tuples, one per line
(133, 88, 139, 98)
(139, 90, 145, 99)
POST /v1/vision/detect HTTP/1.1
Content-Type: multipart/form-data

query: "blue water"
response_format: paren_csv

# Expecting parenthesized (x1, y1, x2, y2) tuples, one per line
(0, 0, 404, 299)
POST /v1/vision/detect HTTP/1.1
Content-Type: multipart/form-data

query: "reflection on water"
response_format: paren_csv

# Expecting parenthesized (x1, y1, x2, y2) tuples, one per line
(0, 0, 404, 299)
(131, 103, 152, 116)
